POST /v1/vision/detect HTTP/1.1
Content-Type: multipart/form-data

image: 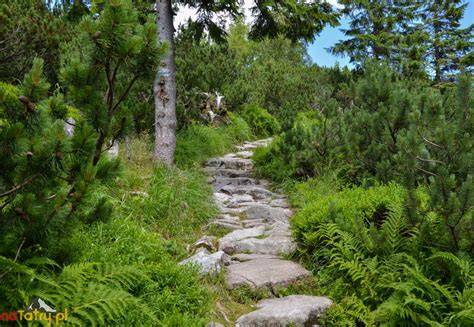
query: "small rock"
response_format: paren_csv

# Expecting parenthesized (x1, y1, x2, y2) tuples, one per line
(193, 236, 217, 253)
(269, 198, 289, 208)
(179, 250, 226, 275)
(214, 192, 232, 203)
(236, 295, 333, 327)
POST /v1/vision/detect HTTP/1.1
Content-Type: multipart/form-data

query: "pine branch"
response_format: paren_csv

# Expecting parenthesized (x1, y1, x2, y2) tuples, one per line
(0, 174, 39, 198)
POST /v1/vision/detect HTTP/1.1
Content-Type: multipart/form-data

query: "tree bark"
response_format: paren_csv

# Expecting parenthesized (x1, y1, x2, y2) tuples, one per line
(154, 0, 177, 165)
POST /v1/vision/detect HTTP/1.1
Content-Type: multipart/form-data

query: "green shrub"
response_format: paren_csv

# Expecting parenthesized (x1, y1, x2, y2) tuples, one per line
(240, 105, 280, 137)
(253, 108, 344, 182)
(292, 183, 406, 255)
(292, 182, 474, 325)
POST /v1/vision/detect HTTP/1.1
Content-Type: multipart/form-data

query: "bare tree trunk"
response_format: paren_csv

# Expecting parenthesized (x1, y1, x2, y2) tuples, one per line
(154, 0, 176, 165)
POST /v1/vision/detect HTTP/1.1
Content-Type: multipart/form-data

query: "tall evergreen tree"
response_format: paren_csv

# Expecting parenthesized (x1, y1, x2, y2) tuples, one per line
(422, 0, 473, 83)
(331, 0, 426, 76)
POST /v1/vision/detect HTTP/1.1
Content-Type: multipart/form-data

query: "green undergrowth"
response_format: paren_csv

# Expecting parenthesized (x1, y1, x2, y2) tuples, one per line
(175, 113, 253, 167)
(284, 177, 474, 326)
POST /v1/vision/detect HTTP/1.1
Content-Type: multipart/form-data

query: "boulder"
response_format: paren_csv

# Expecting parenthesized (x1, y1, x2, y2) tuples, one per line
(236, 295, 333, 327)
(179, 250, 226, 275)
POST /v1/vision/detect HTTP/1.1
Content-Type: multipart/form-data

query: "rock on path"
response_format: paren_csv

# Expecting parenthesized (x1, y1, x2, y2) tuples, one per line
(181, 138, 333, 326)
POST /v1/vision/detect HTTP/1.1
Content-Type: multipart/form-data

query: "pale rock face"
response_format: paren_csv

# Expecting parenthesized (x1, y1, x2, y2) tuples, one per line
(236, 295, 333, 327)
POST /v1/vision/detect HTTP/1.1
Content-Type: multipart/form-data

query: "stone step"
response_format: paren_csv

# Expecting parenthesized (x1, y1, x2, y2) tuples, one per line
(218, 185, 273, 200)
(204, 167, 252, 178)
(212, 177, 258, 187)
(226, 258, 310, 289)
(236, 295, 333, 327)
(206, 158, 253, 170)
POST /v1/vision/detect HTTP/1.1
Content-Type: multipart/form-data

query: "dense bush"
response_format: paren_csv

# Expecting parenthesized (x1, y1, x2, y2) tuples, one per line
(291, 181, 474, 325)
(240, 105, 280, 138)
(254, 107, 342, 181)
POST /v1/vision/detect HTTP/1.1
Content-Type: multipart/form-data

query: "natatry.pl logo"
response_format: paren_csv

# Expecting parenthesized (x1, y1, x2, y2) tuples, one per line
(0, 297, 68, 325)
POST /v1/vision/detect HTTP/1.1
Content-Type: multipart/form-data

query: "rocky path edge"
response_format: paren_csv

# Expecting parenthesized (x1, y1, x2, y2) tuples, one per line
(180, 138, 333, 327)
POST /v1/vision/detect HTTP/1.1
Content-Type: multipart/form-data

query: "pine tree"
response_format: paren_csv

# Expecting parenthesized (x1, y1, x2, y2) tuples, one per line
(0, 0, 70, 83)
(0, 58, 106, 261)
(422, 0, 473, 83)
(331, 0, 426, 76)
(60, 0, 163, 165)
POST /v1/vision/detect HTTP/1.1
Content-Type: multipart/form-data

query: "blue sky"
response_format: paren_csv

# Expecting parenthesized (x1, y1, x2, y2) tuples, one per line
(307, 0, 474, 67)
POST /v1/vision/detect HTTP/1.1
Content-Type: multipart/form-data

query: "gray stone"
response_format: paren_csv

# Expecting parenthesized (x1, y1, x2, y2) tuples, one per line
(212, 221, 243, 231)
(218, 226, 266, 254)
(206, 158, 253, 170)
(245, 204, 290, 222)
(236, 295, 333, 327)
(231, 253, 278, 262)
(214, 177, 256, 187)
(179, 250, 226, 275)
(269, 198, 290, 208)
(226, 259, 310, 289)
(232, 194, 254, 203)
(229, 235, 296, 256)
(204, 167, 252, 178)
(236, 150, 253, 158)
(219, 185, 273, 200)
(214, 192, 232, 203)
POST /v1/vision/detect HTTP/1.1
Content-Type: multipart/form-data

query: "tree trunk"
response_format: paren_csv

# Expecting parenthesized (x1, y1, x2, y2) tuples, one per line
(154, 0, 176, 165)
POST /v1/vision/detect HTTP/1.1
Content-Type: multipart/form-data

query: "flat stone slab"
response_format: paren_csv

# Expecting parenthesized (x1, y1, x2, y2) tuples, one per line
(245, 204, 291, 222)
(206, 158, 253, 170)
(236, 295, 333, 327)
(219, 227, 266, 253)
(228, 235, 296, 255)
(231, 253, 278, 262)
(226, 258, 311, 289)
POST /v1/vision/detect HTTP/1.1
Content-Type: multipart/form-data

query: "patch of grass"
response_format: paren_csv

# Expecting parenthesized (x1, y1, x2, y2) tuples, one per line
(175, 114, 253, 167)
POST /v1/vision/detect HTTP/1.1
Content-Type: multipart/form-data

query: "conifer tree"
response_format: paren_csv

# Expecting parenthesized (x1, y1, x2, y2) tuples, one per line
(0, 58, 107, 261)
(422, 0, 473, 83)
(331, 0, 426, 77)
(60, 0, 163, 165)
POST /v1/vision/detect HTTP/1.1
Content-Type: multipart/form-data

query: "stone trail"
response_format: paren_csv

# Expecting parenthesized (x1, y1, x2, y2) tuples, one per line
(180, 139, 332, 327)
